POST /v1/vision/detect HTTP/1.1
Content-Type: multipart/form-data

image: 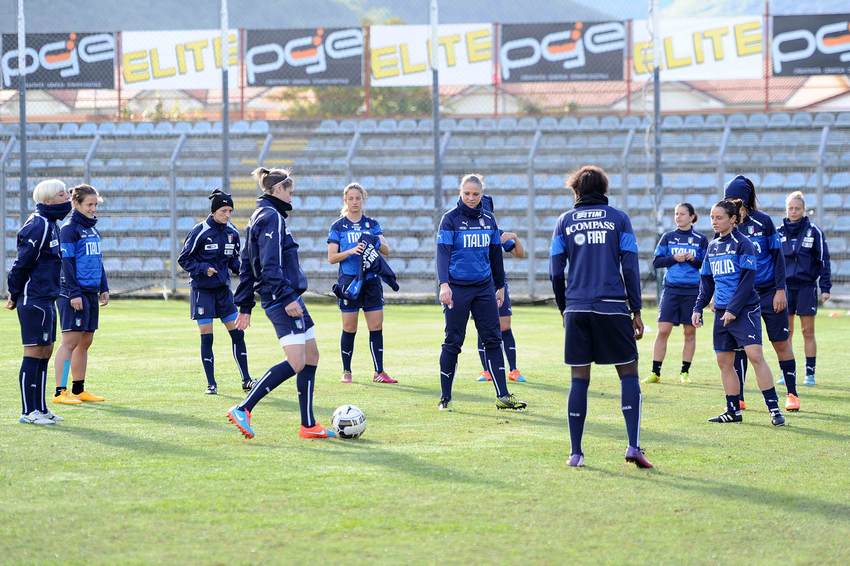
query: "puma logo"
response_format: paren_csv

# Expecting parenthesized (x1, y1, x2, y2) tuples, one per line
(264, 232, 273, 239)
(747, 335, 756, 340)
(203, 358, 213, 363)
(27, 239, 37, 247)
(341, 350, 352, 356)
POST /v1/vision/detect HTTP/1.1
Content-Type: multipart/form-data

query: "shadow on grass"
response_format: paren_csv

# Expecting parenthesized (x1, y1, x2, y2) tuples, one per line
(89, 404, 223, 431)
(53, 424, 211, 459)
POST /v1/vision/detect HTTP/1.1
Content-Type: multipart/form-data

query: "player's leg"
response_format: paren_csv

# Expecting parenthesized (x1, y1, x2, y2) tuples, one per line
(439, 285, 474, 410)
(616, 360, 653, 469)
(297, 320, 334, 439)
(647, 321, 672, 383)
(501, 315, 524, 382)
(567, 364, 591, 467)
(71, 332, 104, 402)
(744, 344, 785, 426)
(801, 315, 817, 385)
(764, 302, 798, 403)
(53, 331, 82, 404)
(220, 287, 252, 391)
(365, 307, 396, 383)
(709, 350, 743, 423)
(680, 323, 696, 383)
(198, 321, 216, 394)
(339, 310, 357, 383)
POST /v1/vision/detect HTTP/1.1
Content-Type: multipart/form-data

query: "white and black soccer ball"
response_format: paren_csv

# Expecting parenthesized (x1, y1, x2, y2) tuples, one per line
(332, 404, 366, 439)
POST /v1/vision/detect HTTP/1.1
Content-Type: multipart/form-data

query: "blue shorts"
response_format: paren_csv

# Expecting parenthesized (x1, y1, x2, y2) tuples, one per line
(190, 287, 238, 323)
(338, 276, 384, 313)
(787, 285, 818, 316)
(658, 289, 698, 326)
(757, 287, 790, 342)
(58, 292, 100, 333)
(498, 283, 513, 317)
(713, 306, 762, 352)
(264, 297, 316, 346)
(17, 301, 57, 346)
(563, 310, 638, 366)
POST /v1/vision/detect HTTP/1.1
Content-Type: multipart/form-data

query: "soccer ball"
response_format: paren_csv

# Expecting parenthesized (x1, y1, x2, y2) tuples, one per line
(331, 404, 366, 439)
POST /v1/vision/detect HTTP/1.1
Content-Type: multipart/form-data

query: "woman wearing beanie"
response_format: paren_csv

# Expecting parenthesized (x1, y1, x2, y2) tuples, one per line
(6, 179, 72, 425)
(53, 184, 110, 406)
(177, 188, 253, 395)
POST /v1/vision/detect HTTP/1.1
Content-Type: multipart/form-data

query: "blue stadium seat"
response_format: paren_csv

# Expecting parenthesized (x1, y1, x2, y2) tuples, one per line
(77, 123, 98, 136)
(411, 216, 433, 231)
(358, 119, 377, 132)
(115, 122, 135, 136)
(231, 121, 250, 134)
(620, 115, 641, 130)
(378, 119, 397, 132)
(318, 120, 338, 132)
(704, 114, 725, 128)
(250, 121, 269, 134)
(58, 123, 79, 136)
(338, 119, 357, 132)
(791, 113, 813, 128)
(683, 115, 705, 129)
(538, 116, 558, 131)
(517, 117, 537, 131)
(813, 112, 835, 127)
(142, 258, 164, 271)
(155, 122, 174, 135)
(661, 115, 683, 129)
(578, 116, 599, 130)
(177, 217, 195, 231)
(600, 115, 619, 130)
(416, 119, 433, 132)
(747, 113, 769, 128)
(478, 118, 498, 131)
(829, 172, 850, 189)
(123, 258, 143, 272)
(136, 123, 155, 136)
(193, 122, 213, 135)
(497, 117, 518, 131)
(768, 113, 791, 128)
(97, 122, 116, 136)
(727, 113, 747, 128)
(398, 119, 417, 132)
(174, 122, 192, 134)
(557, 116, 579, 131)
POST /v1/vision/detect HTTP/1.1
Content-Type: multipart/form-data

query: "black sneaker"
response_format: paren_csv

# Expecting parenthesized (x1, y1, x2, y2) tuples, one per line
(437, 398, 452, 411)
(708, 410, 742, 423)
(496, 394, 527, 411)
(241, 380, 254, 392)
(205, 384, 218, 395)
(770, 411, 785, 427)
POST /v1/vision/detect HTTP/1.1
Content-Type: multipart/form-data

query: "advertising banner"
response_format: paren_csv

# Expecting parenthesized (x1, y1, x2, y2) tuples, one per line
(120, 29, 238, 90)
(772, 14, 850, 76)
(1, 32, 115, 89)
(370, 24, 493, 87)
(632, 17, 763, 81)
(500, 22, 625, 82)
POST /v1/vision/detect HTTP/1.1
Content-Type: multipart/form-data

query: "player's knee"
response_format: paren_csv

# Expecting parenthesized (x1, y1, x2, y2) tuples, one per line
(801, 326, 815, 339)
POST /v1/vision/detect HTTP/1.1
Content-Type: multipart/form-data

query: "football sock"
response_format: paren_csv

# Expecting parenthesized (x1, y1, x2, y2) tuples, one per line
(681, 360, 691, 373)
(296, 365, 317, 428)
(806, 356, 816, 377)
(726, 394, 741, 414)
(369, 330, 384, 373)
(439, 350, 457, 401)
(72, 379, 85, 395)
(568, 378, 589, 455)
(37, 358, 49, 412)
(484, 345, 508, 398)
(240, 361, 296, 412)
(55, 386, 66, 397)
(60, 359, 71, 389)
(501, 329, 517, 372)
(621, 376, 642, 448)
(477, 335, 487, 372)
(734, 349, 748, 401)
(20, 357, 40, 415)
(651, 360, 662, 376)
(228, 328, 251, 383)
(779, 359, 797, 396)
(762, 387, 781, 414)
(200, 333, 215, 386)
(340, 331, 355, 372)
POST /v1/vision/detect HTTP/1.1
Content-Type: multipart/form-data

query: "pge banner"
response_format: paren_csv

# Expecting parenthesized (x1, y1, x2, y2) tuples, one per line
(121, 30, 238, 90)
(500, 22, 625, 82)
(370, 24, 493, 87)
(1, 32, 115, 89)
(772, 14, 850, 76)
(632, 17, 763, 81)
(246, 27, 363, 86)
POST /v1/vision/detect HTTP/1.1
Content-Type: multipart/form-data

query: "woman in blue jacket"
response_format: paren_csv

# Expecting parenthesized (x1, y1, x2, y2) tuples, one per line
(778, 191, 831, 386)
(227, 167, 334, 440)
(178, 189, 252, 395)
(53, 184, 109, 405)
(6, 179, 72, 425)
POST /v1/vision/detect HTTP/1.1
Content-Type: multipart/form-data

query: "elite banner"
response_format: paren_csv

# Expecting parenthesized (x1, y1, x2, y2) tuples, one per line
(1, 32, 116, 89)
(772, 14, 850, 76)
(499, 22, 625, 82)
(120, 30, 239, 90)
(631, 17, 763, 81)
(245, 27, 363, 86)
(369, 24, 493, 87)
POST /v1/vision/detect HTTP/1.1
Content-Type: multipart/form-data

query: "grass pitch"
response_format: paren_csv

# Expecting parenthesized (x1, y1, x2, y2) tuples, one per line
(1, 300, 849, 564)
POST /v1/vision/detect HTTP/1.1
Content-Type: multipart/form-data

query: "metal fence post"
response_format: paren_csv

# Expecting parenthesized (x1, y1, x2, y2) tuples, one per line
(0, 135, 16, 295)
(169, 134, 187, 294)
(526, 129, 542, 299)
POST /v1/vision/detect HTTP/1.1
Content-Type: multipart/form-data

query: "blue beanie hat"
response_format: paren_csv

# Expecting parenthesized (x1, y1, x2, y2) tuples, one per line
(724, 175, 753, 202)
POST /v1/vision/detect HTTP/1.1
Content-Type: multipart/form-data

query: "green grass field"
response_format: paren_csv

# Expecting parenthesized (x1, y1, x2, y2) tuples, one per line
(1, 299, 849, 564)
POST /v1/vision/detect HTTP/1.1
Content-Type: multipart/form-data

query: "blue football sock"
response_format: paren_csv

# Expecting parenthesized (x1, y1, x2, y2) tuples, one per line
(734, 349, 748, 401)
(19, 357, 40, 415)
(477, 335, 487, 372)
(621, 376, 642, 449)
(568, 378, 589, 456)
(60, 359, 71, 389)
(484, 345, 508, 398)
(228, 328, 251, 383)
(340, 330, 355, 372)
(200, 333, 215, 387)
(240, 360, 296, 412)
(761, 386, 781, 414)
(37, 358, 49, 413)
(501, 329, 517, 372)
(726, 394, 741, 414)
(779, 359, 797, 396)
(805, 356, 816, 377)
(439, 350, 457, 400)
(369, 330, 384, 373)
(296, 364, 317, 427)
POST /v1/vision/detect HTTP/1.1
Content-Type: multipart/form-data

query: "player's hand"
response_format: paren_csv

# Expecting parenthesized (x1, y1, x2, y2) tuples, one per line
(70, 297, 83, 311)
(708, 299, 716, 312)
(632, 312, 644, 340)
(206, 266, 218, 277)
(285, 300, 304, 318)
(501, 232, 518, 244)
(495, 287, 504, 308)
(99, 292, 109, 307)
(439, 283, 453, 309)
(672, 253, 689, 263)
(721, 311, 737, 326)
(5, 297, 15, 310)
(773, 289, 787, 313)
(235, 313, 251, 330)
(349, 242, 366, 257)
(691, 312, 703, 328)
(821, 292, 830, 303)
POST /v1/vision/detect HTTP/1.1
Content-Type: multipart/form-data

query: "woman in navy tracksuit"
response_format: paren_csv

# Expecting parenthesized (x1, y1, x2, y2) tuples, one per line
(178, 189, 252, 395)
(6, 179, 72, 425)
(327, 182, 397, 384)
(778, 190, 831, 386)
(436, 174, 526, 412)
(227, 167, 334, 440)
(53, 184, 109, 406)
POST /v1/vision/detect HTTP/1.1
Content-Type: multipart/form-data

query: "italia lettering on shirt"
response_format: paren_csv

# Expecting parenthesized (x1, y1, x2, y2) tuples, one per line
(710, 258, 737, 276)
(463, 233, 491, 247)
(345, 231, 363, 244)
(84, 241, 101, 255)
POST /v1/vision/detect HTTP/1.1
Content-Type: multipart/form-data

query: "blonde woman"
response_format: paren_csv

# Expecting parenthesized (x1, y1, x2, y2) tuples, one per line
(327, 182, 397, 384)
